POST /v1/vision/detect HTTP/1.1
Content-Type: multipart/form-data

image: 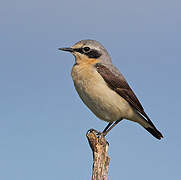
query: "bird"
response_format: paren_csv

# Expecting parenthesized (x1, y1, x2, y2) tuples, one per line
(58, 39, 163, 140)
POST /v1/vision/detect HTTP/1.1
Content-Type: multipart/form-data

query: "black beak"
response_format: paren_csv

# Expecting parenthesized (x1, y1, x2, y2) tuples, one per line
(58, 47, 74, 52)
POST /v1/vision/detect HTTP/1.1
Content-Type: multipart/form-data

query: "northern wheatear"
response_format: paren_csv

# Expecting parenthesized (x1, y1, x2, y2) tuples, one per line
(59, 39, 163, 140)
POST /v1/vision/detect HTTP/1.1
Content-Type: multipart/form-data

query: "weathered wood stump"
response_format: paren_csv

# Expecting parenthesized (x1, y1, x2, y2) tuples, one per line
(86, 129, 110, 180)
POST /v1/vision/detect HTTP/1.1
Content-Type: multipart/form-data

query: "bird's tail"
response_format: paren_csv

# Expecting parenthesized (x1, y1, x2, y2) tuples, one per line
(144, 126, 163, 140)
(135, 114, 163, 140)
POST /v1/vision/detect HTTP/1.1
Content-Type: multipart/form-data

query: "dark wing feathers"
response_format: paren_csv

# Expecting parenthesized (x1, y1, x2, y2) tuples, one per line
(95, 63, 156, 128)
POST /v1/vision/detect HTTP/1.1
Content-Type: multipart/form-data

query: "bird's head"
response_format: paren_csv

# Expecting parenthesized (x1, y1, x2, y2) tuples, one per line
(59, 39, 112, 65)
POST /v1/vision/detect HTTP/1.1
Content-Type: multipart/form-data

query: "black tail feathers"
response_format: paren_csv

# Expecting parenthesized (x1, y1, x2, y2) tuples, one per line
(145, 127, 163, 140)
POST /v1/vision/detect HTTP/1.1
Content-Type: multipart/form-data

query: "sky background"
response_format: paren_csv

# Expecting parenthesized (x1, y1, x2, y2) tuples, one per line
(1, 0, 181, 179)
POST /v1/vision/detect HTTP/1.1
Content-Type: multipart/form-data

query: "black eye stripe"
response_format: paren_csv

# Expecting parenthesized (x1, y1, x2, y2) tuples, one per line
(73, 48, 102, 59)
(86, 49, 102, 58)
(73, 48, 84, 54)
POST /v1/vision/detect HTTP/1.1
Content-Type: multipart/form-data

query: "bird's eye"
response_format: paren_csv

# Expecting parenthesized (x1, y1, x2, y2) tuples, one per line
(83, 47, 90, 52)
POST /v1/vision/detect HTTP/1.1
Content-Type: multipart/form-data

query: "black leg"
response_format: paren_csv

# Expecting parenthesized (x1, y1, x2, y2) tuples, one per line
(103, 119, 122, 136)
(102, 122, 113, 133)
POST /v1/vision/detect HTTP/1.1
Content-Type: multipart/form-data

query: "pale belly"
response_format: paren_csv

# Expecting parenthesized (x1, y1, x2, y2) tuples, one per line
(71, 64, 135, 122)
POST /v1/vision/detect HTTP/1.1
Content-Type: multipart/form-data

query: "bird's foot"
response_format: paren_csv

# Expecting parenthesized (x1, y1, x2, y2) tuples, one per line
(87, 128, 105, 137)
(86, 128, 109, 146)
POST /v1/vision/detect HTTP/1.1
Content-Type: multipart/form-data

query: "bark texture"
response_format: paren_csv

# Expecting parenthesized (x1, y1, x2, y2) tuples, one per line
(86, 129, 110, 180)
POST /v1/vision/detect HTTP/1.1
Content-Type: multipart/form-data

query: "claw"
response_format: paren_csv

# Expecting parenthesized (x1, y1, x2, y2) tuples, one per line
(86, 128, 99, 135)
(87, 128, 103, 136)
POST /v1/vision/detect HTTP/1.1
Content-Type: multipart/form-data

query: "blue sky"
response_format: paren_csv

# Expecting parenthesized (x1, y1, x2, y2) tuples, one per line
(1, 0, 181, 179)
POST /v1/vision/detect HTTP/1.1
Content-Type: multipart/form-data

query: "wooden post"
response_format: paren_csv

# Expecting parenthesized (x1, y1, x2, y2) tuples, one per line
(86, 129, 110, 180)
